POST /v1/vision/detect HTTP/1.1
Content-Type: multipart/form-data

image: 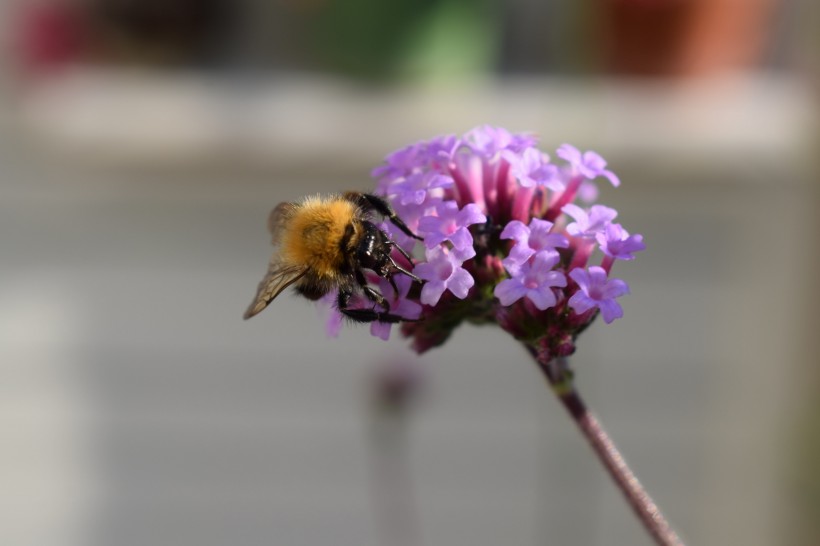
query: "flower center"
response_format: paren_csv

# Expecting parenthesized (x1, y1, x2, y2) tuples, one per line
(524, 270, 542, 289)
(529, 232, 547, 250)
(588, 286, 603, 300)
(435, 260, 454, 281)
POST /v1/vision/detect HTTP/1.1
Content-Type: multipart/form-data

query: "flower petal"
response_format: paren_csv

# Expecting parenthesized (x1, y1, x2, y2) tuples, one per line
(544, 270, 568, 288)
(494, 279, 527, 306)
(448, 268, 475, 299)
(417, 215, 443, 234)
(370, 321, 392, 340)
(602, 278, 630, 299)
(602, 169, 621, 188)
(562, 203, 587, 224)
(598, 299, 624, 323)
(457, 203, 487, 226)
(500, 220, 529, 242)
(556, 144, 581, 164)
(587, 266, 609, 286)
(449, 227, 473, 252)
(526, 287, 557, 310)
(582, 150, 607, 171)
(420, 281, 447, 306)
(506, 243, 535, 266)
(452, 244, 477, 261)
(568, 267, 590, 290)
(568, 292, 595, 314)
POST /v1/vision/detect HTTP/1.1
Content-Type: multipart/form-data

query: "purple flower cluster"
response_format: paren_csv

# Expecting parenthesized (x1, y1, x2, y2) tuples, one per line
(325, 126, 645, 356)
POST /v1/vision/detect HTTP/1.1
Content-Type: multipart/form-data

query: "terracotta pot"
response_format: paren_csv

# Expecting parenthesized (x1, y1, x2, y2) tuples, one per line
(601, 0, 780, 77)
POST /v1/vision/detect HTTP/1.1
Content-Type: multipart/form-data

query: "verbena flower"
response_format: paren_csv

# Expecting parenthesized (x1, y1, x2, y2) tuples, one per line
(597, 223, 646, 262)
(494, 253, 567, 310)
(500, 218, 569, 270)
(504, 147, 561, 190)
(324, 126, 644, 358)
(562, 204, 619, 239)
(418, 201, 486, 259)
(568, 267, 630, 324)
(556, 144, 621, 187)
(414, 246, 474, 306)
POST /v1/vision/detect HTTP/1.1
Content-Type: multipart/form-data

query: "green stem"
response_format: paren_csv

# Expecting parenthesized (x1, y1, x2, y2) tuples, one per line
(529, 349, 684, 546)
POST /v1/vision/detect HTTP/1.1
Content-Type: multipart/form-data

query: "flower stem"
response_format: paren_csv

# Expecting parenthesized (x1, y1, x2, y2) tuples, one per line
(528, 349, 684, 546)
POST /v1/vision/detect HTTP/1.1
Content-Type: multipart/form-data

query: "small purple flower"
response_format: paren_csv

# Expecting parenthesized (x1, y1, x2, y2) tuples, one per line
(414, 246, 474, 306)
(500, 218, 569, 270)
(372, 143, 425, 181)
(504, 147, 561, 190)
(370, 276, 423, 341)
(557, 144, 620, 187)
(463, 125, 537, 160)
(562, 204, 618, 238)
(388, 172, 452, 207)
(596, 224, 646, 261)
(418, 201, 486, 259)
(464, 125, 514, 159)
(425, 134, 461, 167)
(568, 267, 630, 323)
(508, 132, 538, 153)
(495, 253, 567, 310)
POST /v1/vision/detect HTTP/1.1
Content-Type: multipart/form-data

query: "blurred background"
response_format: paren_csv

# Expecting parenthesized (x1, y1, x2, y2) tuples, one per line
(1, 0, 819, 545)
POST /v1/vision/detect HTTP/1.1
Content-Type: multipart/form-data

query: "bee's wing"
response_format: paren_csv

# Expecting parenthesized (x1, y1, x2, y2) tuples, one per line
(268, 202, 298, 245)
(243, 260, 308, 319)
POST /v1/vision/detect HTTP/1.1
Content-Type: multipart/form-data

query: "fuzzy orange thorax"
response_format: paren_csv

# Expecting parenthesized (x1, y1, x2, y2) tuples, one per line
(281, 197, 357, 279)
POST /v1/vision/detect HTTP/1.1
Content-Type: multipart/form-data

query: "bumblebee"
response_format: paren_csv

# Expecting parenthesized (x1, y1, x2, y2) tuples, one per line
(243, 192, 423, 323)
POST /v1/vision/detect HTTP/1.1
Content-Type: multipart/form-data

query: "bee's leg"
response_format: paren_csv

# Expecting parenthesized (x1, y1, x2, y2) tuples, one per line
(387, 254, 421, 284)
(345, 192, 423, 241)
(389, 240, 416, 264)
(341, 308, 406, 324)
(386, 240, 422, 284)
(355, 270, 390, 311)
(387, 272, 399, 296)
(337, 288, 417, 324)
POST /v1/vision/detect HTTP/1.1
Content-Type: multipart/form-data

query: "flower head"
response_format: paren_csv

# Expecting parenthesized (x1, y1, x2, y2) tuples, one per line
(321, 126, 643, 359)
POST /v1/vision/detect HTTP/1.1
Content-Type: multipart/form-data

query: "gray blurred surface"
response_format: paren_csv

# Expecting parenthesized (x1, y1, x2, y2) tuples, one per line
(1, 73, 817, 546)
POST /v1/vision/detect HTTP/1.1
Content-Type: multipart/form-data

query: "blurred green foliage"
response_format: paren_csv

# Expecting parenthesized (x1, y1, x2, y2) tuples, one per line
(310, 0, 499, 81)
